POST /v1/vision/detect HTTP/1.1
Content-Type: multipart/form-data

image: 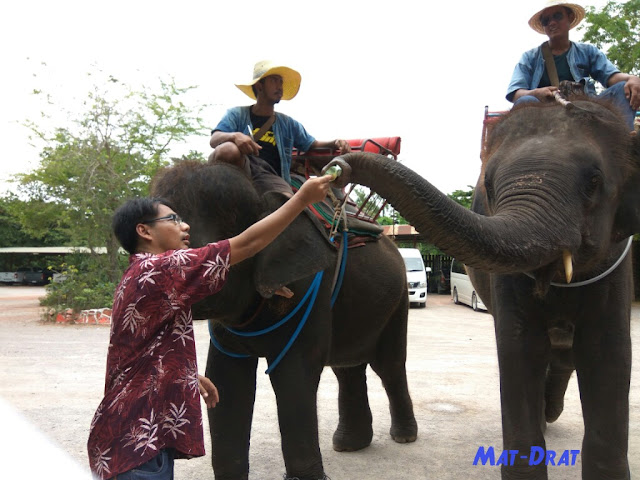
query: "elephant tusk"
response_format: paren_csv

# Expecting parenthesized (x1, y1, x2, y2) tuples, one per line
(563, 250, 573, 283)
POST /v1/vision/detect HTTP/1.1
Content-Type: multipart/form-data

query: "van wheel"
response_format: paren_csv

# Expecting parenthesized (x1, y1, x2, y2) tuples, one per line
(472, 292, 479, 311)
(453, 288, 459, 304)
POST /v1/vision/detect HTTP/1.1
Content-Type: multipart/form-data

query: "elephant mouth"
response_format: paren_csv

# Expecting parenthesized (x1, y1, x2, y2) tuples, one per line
(529, 259, 568, 297)
(527, 238, 632, 296)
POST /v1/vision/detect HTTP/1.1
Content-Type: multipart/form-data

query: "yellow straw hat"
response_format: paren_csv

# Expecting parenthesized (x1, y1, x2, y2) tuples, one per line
(235, 60, 302, 101)
(528, 1, 585, 34)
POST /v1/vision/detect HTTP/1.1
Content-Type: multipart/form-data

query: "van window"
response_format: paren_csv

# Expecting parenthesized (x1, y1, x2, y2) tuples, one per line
(451, 259, 467, 274)
(403, 257, 424, 272)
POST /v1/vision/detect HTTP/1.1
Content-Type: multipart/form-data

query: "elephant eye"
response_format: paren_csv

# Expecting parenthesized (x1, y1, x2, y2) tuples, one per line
(585, 172, 602, 198)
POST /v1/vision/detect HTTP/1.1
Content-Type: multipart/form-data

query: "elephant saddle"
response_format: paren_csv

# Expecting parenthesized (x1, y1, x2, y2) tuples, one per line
(290, 174, 384, 249)
(288, 136, 402, 249)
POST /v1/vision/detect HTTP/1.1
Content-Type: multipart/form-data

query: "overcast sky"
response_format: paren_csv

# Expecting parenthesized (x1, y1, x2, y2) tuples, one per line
(0, 0, 610, 196)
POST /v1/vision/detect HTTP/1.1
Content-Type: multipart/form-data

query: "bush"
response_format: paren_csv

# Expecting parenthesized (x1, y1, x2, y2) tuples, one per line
(40, 255, 127, 313)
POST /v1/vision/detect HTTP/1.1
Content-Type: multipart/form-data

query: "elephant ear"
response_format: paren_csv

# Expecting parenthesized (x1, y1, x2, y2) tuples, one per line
(253, 191, 336, 297)
(613, 132, 640, 242)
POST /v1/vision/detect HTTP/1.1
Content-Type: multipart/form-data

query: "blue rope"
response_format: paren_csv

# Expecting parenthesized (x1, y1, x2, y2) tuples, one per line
(226, 272, 321, 337)
(208, 271, 324, 373)
(265, 271, 323, 374)
(330, 231, 348, 307)
(208, 321, 250, 358)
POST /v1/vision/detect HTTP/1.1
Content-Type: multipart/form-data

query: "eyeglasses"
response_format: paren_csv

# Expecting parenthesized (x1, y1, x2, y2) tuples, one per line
(142, 213, 183, 225)
(540, 11, 565, 27)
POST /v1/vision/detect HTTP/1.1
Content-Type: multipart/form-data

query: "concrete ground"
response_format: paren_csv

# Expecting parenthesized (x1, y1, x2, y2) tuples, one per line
(0, 286, 638, 479)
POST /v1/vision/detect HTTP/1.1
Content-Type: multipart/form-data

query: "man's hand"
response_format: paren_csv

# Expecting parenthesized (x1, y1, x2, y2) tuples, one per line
(296, 174, 333, 205)
(198, 374, 219, 409)
(233, 132, 262, 156)
(624, 76, 640, 111)
(532, 86, 558, 102)
(334, 139, 352, 154)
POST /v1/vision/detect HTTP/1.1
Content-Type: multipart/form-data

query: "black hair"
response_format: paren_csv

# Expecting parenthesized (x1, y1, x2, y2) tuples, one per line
(251, 78, 265, 97)
(111, 197, 175, 254)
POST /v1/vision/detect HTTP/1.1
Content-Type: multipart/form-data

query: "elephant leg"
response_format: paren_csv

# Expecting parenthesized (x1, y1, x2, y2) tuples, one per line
(269, 351, 325, 480)
(493, 287, 550, 479)
(205, 342, 258, 480)
(573, 301, 631, 480)
(331, 364, 374, 451)
(543, 349, 573, 423)
(369, 302, 417, 444)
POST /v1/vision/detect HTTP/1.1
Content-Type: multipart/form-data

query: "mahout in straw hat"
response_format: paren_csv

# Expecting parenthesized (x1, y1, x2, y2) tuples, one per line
(528, 0, 585, 34)
(235, 60, 301, 101)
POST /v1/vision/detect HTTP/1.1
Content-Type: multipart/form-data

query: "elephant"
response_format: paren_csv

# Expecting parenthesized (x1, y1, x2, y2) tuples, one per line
(322, 98, 640, 479)
(150, 159, 417, 480)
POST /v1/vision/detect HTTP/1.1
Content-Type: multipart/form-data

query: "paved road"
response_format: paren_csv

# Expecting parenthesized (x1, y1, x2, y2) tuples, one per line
(0, 286, 638, 479)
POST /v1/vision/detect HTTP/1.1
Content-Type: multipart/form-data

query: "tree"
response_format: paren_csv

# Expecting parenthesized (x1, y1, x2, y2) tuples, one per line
(580, 0, 640, 75)
(13, 76, 207, 284)
(350, 186, 395, 220)
(448, 187, 474, 209)
(0, 195, 69, 249)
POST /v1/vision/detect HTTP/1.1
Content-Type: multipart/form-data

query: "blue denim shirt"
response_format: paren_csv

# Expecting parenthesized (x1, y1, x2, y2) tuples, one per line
(506, 42, 619, 102)
(212, 106, 315, 184)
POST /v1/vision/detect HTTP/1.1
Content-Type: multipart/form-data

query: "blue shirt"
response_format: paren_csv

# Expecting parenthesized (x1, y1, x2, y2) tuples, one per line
(212, 106, 316, 184)
(506, 42, 619, 102)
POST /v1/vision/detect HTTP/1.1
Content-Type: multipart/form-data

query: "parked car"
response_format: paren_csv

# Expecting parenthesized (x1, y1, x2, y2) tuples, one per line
(0, 271, 19, 284)
(15, 267, 31, 284)
(398, 248, 431, 308)
(50, 269, 68, 283)
(20, 267, 53, 285)
(450, 258, 487, 312)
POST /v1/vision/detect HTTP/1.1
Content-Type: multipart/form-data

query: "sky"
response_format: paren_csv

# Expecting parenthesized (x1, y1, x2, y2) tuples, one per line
(0, 0, 611, 196)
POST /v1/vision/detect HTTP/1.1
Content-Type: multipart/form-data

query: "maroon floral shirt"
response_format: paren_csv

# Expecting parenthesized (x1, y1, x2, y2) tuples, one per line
(87, 241, 230, 479)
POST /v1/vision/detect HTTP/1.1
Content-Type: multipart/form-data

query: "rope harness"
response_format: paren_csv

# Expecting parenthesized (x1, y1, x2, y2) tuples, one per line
(210, 167, 351, 374)
(524, 236, 633, 288)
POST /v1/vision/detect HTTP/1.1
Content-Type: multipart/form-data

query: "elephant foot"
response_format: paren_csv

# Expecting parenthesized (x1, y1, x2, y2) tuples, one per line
(332, 424, 373, 452)
(283, 475, 331, 480)
(390, 419, 418, 443)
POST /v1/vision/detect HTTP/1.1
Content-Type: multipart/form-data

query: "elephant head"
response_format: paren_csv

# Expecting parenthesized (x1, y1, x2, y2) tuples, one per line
(150, 160, 335, 323)
(324, 99, 640, 295)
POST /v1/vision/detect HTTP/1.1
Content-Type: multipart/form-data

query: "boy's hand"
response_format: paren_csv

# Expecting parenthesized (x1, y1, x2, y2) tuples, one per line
(198, 374, 219, 408)
(297, 174, 333, 205)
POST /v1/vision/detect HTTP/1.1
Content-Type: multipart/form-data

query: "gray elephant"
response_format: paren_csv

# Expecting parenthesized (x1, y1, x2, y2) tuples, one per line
(324, 98, 639, 479)
(150, 160, 417, 480)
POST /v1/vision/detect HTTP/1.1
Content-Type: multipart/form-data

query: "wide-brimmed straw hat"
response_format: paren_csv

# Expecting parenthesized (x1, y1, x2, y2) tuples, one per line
(528, 1, 585, 34)
(235, 60, 301, 101)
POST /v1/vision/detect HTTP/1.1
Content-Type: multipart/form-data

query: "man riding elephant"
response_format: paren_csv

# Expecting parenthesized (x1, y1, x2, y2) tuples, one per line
(209, 60, 352, 193)
(506, 0, 639, 130)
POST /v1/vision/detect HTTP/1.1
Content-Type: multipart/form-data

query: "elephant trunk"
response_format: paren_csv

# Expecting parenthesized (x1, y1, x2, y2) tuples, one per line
(335, 153, 579, 274)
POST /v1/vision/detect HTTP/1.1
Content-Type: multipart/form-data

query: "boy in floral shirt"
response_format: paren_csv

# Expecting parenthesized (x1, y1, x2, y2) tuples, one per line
(88, 174, 332, 479)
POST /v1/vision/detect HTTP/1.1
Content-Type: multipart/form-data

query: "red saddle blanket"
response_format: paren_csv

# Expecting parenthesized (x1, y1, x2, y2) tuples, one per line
(292, 136, 401, 160)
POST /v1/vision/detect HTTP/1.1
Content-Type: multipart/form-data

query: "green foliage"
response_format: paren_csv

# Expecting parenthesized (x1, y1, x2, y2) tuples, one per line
(7, 72, 208, 311)
(580, 0, 640, 75)
(350, 186, 395, 219)
(15, 77, 207, 262)
(377, 214, 409, 226)
(40, 254, 128, 312)
(0, 196, 69, 248)
(448, 187, 474, 209)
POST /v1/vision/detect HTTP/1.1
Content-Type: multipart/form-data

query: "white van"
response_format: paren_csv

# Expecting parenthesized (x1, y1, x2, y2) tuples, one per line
(398, 248, 431, 308)
(450, 258, 487, 311)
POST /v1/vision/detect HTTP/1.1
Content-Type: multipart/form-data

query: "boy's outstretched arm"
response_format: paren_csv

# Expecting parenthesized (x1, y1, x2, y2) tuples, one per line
(228, 175, 333, 265)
